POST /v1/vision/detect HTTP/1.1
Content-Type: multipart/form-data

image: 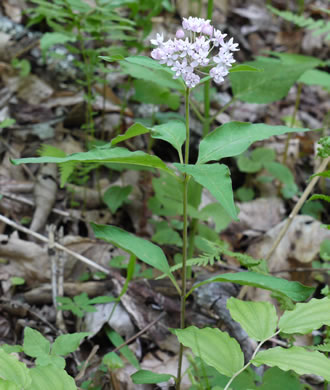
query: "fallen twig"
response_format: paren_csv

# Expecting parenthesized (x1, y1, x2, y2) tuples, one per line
(0, 213, 111, 275)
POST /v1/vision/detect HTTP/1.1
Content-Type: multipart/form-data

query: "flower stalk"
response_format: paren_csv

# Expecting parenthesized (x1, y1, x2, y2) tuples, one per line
(177, 87, 191, 389)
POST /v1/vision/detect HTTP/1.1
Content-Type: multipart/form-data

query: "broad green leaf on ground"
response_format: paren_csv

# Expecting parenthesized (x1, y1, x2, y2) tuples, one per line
(229, 57, 319, 103)
(12, 147, 176, 177)
(91, 223, 170, 275)
(227, 298, 278, 341)
(131, 370, 173, 384)
(51, 333, 89, 357)
(111, 123, 150, 146)
(133, 79, 180, 110)
(103, 185, 132, 214)
(151, 120, 186, 158)
(279, 297, 330, 334)
(197, 122, 311, 164)
(23, 328, 50, 358)
(299, 69, 330, 90)
(120, 56, 184, 91)
(26, 366, 76, 390)
(174, 326, 244, 377)
(187, 272, 314, 301)
(40, 32, 76, 53)
(0, 379, 20, 390)
(252, 346, 330, 381)
(0, 350, 31, 388)
(199, 202, 232, 232)
(174, 163, 238, 221)
(258, 367, 303, 390)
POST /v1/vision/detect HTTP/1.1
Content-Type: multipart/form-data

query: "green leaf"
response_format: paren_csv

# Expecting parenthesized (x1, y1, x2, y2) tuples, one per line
(174, 326, 244, 378)
(10, 277, 25, 286)
(131, 369, 173, 384)
(0, 379, 20, 390)
(151, 120, 186, 157)
(197, 122, 311, 164)
(106, 329, 140, 369)
(279, 297, 330, 334)
(102, 352, 124, 370)
(35, 354, 65, 369)
(309, 194, 330, 203)
(199, 202, 232, 232)
(252, 346, 330, 381)
(111, 123, 150, 146)
(133, 79, 180, 109)
(51, 333, 89, 357)
(230, 58, 319, 103)
(26, 365, 77, 390)
(258, 367, 303, 390)
(152, 221, 183, 246)
(187, 272, 314, 301)
(264, 161, 297, 198)
(23, 327, 50, 358)
(91, 223, 170, 274)
(227, 298, 278, 341)
(237, 155, 262, 173)
(174, 163, 238, 221)
(299, 69, 330, 90)
(0, 349, 31, 388)
(229, 64, 262, 73)
(0, 118, 15, 128)
(12, 147, 176, 177)
(103, 185, 132, 214)
(40, 32, 76, 53)
(320, 239, 330, 261)
(121, 56, 184, 91)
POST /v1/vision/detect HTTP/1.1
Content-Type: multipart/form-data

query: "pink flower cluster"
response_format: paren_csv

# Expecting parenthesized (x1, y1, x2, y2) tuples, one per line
(151, 17, 239, 89)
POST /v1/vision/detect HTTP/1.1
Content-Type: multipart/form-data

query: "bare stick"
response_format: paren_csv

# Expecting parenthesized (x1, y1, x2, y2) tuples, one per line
(0, 213, 111, 275)
(265, 156, 330, 262)
(112, 312, 166, 353)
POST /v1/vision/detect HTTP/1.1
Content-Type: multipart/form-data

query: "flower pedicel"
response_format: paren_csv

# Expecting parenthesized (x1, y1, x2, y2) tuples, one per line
(151, 16, 239, 89)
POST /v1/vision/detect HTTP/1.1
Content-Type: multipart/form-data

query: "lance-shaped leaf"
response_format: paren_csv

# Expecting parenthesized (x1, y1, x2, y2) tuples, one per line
(279, 297, 330, 334)
(252, 346, 330, 382)
(174, 163, 238, 221)
(151, 120, 186, 158)
(111, 123, 150, 146)
(197, 122, 311, 164)
(12, 147, 176, 177)
(174, 326, 244, 378)
(120, 56, 185, 91)
(187, 272, 314, 302)
(227, 298, 278, 341)
(91, 223, 170, 275)
(131, 370, 174, 384)
(230, 57, 319, 104)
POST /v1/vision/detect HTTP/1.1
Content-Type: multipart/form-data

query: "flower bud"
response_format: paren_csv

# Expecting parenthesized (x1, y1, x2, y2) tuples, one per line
(202, 24, 213, 36)
(176, 29, 185, 39)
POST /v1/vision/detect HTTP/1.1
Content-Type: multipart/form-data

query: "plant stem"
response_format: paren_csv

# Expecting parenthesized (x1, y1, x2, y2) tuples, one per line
(282, 83, 302, 165)
(224, 330, 280, 390)
(176, 87, 191, 390)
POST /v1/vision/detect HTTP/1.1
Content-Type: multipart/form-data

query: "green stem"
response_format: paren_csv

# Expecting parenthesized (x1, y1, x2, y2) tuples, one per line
(176, 87, 191, 390)
(207, 0, 214, 18)
(282, 83, 302, 165)
(224, 330, 280, 390)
